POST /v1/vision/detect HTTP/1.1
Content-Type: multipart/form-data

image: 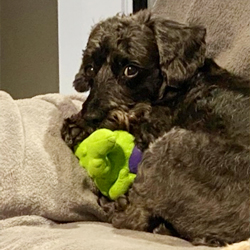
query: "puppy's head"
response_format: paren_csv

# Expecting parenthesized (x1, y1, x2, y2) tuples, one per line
(74, 10, 206, 127)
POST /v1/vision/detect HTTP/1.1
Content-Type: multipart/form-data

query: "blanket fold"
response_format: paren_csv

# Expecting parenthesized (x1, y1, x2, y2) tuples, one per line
(0, 91, 108, 223)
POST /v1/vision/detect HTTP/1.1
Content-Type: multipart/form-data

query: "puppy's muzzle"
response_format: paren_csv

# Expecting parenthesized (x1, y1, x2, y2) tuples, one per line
(81, 95, 108, 127)
(83, 111, 104, 126)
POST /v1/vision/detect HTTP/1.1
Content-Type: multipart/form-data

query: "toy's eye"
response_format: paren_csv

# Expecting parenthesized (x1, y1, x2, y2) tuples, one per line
(124, 65, 138, 78)
(85, 65, 95, 78)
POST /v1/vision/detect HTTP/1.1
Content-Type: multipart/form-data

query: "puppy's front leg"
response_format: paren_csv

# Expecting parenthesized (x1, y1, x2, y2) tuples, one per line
(61, 111, 90, 149)
(112, 203, 151, 232)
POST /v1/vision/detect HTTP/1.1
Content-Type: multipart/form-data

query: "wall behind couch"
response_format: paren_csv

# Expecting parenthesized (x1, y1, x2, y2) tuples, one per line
(0, 0, 59, 99)
(0, 0, 150, 98)
(0, 0, 132, 98)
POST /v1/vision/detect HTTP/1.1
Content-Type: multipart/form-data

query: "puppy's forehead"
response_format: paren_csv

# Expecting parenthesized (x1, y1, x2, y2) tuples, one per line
(85, 16, 156, 63)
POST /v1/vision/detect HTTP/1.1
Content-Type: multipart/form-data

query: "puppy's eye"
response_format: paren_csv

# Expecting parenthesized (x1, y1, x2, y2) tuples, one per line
(124, 65, 138, 78)
(85, 65, 95, 78)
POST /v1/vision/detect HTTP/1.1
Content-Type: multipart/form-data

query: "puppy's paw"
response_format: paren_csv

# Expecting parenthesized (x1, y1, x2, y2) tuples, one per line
(153, 223, 172, 235)
(191, 236, 226, 247)
(61, 117, 88, 149)
(115, 195, 129, 211)
(98, 195, 116, 222)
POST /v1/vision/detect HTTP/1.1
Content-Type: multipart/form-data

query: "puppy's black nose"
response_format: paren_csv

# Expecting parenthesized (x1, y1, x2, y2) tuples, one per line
(84, 112, 103, 126)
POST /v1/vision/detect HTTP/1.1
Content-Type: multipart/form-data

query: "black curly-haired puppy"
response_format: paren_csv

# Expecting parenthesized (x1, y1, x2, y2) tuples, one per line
(61, 10, 250, 247)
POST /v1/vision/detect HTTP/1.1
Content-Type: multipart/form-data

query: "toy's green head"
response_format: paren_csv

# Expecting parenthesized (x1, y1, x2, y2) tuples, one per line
(75, 129, 137, 200)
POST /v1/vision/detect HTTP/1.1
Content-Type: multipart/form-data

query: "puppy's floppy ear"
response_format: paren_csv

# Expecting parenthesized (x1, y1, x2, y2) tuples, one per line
(73, 62, 90, 92)
(151, 18, 206, 95)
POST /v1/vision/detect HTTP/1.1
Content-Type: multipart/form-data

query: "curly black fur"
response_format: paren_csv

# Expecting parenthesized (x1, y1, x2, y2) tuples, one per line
(61, 10, 250, 246)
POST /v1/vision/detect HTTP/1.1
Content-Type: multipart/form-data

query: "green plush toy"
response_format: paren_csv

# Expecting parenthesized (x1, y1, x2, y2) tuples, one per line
(74, 129, 142, 200)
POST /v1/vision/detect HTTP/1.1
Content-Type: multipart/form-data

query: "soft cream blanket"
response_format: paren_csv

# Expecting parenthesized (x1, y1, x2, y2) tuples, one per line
(0, 91, 107, 223)
(1, 219, 219, 250)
